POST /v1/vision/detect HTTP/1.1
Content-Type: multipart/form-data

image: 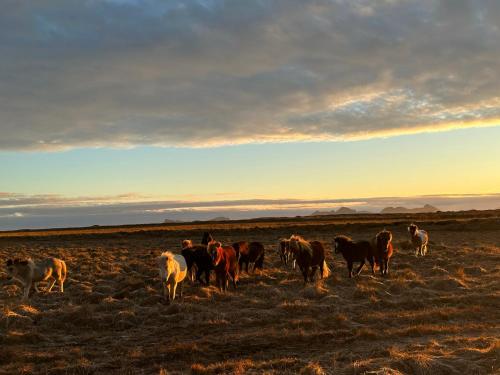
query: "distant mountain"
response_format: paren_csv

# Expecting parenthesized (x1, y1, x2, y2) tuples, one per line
(380, 204, 439, 214)
(163, 218, 184, 223)
(310, 206, 366, 216)
(208, 216, 231, 221)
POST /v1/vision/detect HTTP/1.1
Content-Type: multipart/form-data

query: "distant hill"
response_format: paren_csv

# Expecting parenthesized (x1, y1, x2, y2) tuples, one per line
(208, 216, 231, 221)
(380, 204, 439, 214)
(163, 218, 184, 223)
(311, 206, 367, 216)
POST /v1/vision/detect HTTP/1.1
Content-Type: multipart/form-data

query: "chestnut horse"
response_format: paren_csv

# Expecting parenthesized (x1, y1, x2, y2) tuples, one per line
(374, 230, 394, 276)
(207, 240, 239, 292)
(232, 241, 265, 273)
(289, 235, 330, 284)
(333, 235, 376, 278)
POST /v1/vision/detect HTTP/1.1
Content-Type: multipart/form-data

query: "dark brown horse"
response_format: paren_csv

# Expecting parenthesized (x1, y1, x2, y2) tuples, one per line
(289, 235, 330, 284)
(201, 232, 214, 246)
(181, 241, 212, 285)
(374, 230, 394, 276)
(207, 240, 239, 292)
(232, 241, 265, 273)
(333, 235, 376, 278)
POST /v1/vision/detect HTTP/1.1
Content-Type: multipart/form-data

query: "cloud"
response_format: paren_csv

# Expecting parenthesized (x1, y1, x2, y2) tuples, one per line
(1, 0, 500, 150)
(1, 191, 499, 230)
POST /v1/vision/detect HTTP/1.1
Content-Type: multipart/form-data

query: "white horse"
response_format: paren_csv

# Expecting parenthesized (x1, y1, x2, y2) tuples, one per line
(408, 224, 429, 256)
(158, 251, 187, 302)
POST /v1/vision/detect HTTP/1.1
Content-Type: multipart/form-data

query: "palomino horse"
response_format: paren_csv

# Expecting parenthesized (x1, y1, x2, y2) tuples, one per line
(333, 235, 376, 278)
(408, 224, 429, 256)
(289, 235, 330, 284)
(207, 240, 239, 292)
(374, 230, 394, 276)
(158, 251, 187, 303)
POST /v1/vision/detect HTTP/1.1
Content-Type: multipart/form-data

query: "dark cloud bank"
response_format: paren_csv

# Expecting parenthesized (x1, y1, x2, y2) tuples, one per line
(1, 0, 500, 150)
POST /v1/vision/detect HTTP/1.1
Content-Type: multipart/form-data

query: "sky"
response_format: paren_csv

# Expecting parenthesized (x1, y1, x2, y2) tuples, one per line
(1, 0, 500, 229)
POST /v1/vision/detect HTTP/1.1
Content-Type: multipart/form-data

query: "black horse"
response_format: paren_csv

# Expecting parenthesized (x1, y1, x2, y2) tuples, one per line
(333, 235, 376, 278)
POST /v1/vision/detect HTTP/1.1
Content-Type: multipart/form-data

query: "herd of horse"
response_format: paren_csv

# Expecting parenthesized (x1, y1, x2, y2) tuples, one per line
(4, 223, 429, 302)
(159, 223, 429, 302)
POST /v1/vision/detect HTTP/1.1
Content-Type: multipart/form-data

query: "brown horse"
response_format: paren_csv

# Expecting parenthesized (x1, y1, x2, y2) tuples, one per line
(278, 239, 291, 266)
(374, 230, 394, 276)
(207, 240, 239, 292)
(232, 241, 265, 273)
(333, 235, 376, 278)
(289, 235, 330, 284)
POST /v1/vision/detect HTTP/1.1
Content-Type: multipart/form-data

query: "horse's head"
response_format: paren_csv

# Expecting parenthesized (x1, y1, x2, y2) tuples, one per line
(333, 235, 350, 254)
(182, 239, 193, 249)
(201, 232, 214, 246)
(376, 230, 393, 252)
(207, 240, 223, 266)
(5, 258, 29, 281)
(408, 224, 417, 236)
(160, 252, 176, 279)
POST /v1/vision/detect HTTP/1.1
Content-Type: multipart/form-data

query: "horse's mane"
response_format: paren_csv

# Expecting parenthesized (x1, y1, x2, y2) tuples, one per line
(334, 235, 353, 244)
(289, 235, 313, 256)
(376, 230, 392, 242)
(160, 251, 175, 261)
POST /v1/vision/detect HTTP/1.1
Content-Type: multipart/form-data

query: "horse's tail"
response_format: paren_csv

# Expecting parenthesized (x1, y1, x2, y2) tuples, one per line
(322, 260, 330, 278)
(61, 260, 67, 282)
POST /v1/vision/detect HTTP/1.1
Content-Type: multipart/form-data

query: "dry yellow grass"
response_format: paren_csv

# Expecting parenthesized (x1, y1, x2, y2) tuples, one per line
(0, 213, 499, 374)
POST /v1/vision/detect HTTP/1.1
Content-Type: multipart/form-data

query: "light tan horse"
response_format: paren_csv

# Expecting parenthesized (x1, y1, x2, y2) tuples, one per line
(158, 251, 187, 303)
(6, 258, 67, 300)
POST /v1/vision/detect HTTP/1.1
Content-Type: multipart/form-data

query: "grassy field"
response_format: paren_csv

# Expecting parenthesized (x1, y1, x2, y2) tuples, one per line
(1, 211, 499, 374)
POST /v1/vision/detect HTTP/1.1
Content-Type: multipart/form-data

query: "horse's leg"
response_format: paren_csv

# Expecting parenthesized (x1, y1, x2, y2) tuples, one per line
(179, 281, 184, 299)
(369, 257, 375, 275)
(384, 259, 389, 275)
(34, 282, 40, 293)
(319, 262, 324, 279)
(302, 267, 308, 284)
(166, 284, 171, 303)
(195, 267, 202, 284)
(171, 282, 177, 301)
(355, 260, 365, 276)
(312, 266, 319, 282)
(23, 283, 30, 300)
(348, 262, 353, 278)
(47, 277, 57, 292)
